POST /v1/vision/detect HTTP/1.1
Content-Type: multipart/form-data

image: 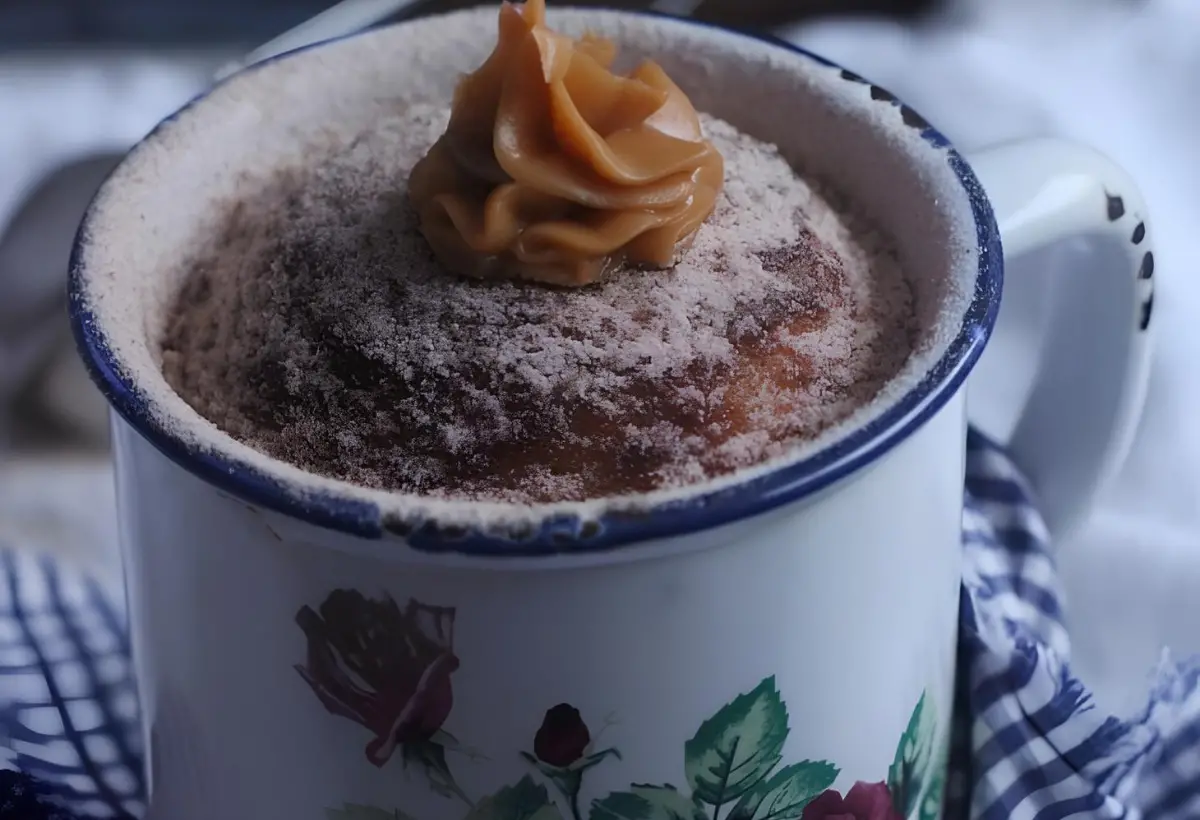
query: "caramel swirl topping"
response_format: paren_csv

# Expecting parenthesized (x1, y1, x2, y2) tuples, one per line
(408, 0, 725, 286)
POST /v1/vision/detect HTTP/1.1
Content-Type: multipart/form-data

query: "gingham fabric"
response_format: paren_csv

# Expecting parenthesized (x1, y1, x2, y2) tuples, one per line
(0, 549, 143, 819)
(3, 431, 1200, 819)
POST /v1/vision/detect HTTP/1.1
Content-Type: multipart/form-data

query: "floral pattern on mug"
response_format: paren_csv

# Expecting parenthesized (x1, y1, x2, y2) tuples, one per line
(886, 693, 939, 819)
(520, 704, 621, 820)
(295, 591, 479, 805)
(800, 781, 901, 820)
(299, 591, 945, 820)
(534, 705, 593, 768)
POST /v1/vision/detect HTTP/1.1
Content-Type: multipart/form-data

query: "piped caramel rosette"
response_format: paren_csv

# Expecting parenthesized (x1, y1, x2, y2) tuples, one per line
(408, 0, 725, 287)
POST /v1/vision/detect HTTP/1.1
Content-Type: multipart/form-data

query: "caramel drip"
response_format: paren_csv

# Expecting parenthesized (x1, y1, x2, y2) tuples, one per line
(408, 0, 725, 286)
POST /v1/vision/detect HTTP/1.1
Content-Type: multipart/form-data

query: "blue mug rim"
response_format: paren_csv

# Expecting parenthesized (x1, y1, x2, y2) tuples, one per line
(67, 9, 1003, 559)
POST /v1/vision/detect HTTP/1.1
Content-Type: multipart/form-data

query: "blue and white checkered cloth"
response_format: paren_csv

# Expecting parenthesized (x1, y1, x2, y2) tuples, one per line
(3, 430, 1200, 819)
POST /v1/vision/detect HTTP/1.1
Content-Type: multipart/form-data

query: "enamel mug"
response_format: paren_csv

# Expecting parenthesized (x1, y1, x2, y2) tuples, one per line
(69, 8, 1154, 819)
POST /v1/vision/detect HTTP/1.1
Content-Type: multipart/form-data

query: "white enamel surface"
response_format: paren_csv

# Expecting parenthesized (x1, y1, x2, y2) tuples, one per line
(115, 394, 965, 820)
(967, 138, 1154, 541)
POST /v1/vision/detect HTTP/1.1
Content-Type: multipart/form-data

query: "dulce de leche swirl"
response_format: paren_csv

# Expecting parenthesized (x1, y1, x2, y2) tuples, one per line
(407, 0, 725, 287)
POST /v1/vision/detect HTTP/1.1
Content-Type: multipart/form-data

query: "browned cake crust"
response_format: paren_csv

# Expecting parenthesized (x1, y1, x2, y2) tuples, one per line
(161, 107, 915, 503)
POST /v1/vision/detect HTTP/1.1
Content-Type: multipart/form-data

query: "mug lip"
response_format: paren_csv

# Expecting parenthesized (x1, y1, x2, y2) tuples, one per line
(68, 9, 1003, 559)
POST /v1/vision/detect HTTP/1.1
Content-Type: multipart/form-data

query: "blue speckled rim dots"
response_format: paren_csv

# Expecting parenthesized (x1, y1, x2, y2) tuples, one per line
(67, 12, 1004, 558)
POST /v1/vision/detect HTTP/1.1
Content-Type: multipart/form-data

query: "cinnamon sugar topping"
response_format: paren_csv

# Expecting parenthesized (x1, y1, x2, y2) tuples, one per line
(160, 107, 915, 504)
(408, 0, 724, 286)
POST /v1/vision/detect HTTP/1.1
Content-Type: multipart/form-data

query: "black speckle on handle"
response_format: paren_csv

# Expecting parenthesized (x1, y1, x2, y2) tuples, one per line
(840, 69, 868, 84)
(1139, 292, 1154, 331)
(1132, 222, 1146, 244)
(1106, 192, 1126, 221)
(1139, 251, 1155, 281)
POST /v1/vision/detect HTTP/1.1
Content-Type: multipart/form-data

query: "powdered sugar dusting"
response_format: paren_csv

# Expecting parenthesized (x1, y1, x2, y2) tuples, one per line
(74, 6, 985, 530)
(160, 104, 914, 503)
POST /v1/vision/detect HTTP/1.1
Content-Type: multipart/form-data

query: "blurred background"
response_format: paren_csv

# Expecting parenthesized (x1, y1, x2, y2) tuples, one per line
(0, 0, 938, 45)
(1, 0, 1198, 715)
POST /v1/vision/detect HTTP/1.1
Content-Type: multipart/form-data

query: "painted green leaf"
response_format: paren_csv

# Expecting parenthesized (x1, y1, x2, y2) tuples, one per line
(917, 734, 949, 820)
(432, 728, 489, 763)
(684, 677, 789, 807)
(726, 761, 839, 820)
(325, 805, 416, 820)
(466, 776, 556, 820)
(887, 692, 938, 818)
(590, 784, 708, 820)
(403, 740, 471, 804)
(918, 766, 946, 820)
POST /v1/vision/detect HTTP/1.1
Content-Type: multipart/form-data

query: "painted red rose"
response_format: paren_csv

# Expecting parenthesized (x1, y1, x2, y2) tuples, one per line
(801, 782, 903, 820)
(534, 704, 591, 767)
(294, 590, 459, 766)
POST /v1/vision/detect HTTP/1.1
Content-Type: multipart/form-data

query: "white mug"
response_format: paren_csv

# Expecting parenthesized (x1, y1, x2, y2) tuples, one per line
(69, 7, 1153, 820)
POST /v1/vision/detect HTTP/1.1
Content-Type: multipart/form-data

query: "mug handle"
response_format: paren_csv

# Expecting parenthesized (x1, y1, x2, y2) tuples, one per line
(964, 137, 1155, 544)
